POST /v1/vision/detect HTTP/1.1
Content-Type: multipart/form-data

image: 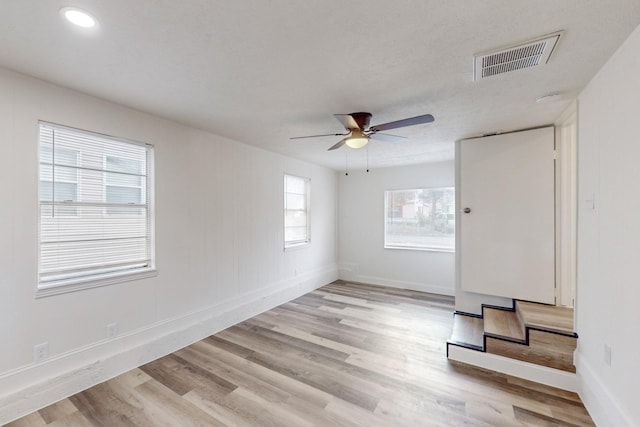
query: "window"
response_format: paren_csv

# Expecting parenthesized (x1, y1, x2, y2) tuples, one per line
(39, 145, 79, 216)
(104, 156, 144, 214)
(284, 174, 310, 248)
(384, 187, 455, 251)
(38, 122, 155, 295)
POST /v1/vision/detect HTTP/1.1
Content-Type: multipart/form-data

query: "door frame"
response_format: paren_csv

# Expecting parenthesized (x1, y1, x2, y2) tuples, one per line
(555, 102, 578, 307)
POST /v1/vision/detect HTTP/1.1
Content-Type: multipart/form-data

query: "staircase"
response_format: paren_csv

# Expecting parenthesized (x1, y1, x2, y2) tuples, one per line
(447, 300, 577, 372)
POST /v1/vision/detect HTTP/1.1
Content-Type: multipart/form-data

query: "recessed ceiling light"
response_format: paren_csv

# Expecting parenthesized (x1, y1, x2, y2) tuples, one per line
(60, 7, 97, 28)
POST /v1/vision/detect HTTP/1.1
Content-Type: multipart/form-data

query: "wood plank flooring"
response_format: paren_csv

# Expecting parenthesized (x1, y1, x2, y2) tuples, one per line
(6, 281, 594, 426)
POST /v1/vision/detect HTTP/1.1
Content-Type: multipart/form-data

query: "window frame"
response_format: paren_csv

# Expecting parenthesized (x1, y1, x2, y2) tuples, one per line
(37, 121, 156, 297)
(283, 173, 311, 249)
(383, 186, 455, 253)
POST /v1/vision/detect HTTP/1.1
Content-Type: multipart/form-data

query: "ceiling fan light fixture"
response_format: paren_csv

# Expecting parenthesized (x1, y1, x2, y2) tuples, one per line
(345, 136, 369, 149)
(290, 112, 434, 151)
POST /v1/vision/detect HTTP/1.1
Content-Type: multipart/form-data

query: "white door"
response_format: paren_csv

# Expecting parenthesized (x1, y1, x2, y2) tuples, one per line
(460, 127, 555, 304)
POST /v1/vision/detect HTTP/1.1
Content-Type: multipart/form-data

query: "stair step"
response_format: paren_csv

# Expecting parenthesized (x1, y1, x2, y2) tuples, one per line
(483, 308, 525, 342)
(449, 314, 484, 350)
(486, 330, 577, 373)
(447, 301, 578, 374)
(516, 301, 575, 335)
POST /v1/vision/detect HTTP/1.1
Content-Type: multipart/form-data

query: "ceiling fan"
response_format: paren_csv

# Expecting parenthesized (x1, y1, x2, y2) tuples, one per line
(290, 112, 434, 151)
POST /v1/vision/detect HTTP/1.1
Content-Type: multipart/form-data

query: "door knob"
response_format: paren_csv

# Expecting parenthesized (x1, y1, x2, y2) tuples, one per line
(463, 207, 471, 214)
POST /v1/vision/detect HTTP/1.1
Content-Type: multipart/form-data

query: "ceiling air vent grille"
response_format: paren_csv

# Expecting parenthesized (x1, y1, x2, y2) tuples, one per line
(474, 32, 562, 81)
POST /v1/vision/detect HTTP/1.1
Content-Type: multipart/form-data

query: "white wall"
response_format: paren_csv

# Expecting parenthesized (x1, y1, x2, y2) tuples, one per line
(337, 162, 455, 296)
(576, 23, 640, 427)
(0, 67, 337, 422)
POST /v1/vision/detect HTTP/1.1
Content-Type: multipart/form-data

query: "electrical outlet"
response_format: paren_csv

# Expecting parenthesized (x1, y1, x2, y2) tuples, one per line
(604, 344, 612, 366)
(106, 322, 118, 339)
(33, 342, 49, 363)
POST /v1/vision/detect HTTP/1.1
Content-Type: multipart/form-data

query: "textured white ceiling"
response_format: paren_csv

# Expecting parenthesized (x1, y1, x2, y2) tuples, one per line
(1, 1, 639, 170)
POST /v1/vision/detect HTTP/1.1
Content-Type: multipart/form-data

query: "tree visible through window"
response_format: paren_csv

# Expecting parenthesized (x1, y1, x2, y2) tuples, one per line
(384, 187, 455, 251)
(38, 122, 155, 295)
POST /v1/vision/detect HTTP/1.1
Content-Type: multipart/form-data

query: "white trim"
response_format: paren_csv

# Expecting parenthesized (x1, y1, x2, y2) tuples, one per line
(35, 268, 158, 298)
(39, 121, 151, 149)
(0, 264, 338, 425)
(447, 345, 579, 392)
(283, 241, 310, 252)
(383, 245, 455, 254)
(575, 352, 635, 427)
(554, 102, 577, 308)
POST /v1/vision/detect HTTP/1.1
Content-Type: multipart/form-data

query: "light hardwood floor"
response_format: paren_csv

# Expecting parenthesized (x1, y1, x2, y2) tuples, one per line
(7, 281, 594, 426)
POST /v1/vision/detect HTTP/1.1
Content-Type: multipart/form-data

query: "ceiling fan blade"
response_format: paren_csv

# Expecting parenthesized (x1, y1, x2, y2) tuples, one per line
(369, 133, 407, 143)
(370, 114, 434, 132)
(290, 132, 348, 140)
(333, 114, 360, 130)
(328, 138, 348, 151)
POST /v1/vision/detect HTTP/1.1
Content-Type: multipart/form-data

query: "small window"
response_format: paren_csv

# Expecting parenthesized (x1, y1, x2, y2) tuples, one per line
(384, 187, 455, 252)
(38, 122, 155, 296)
(284, 174, 310, 248)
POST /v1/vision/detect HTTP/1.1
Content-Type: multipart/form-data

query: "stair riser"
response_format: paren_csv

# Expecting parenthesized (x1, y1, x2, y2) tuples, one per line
(485, 330, 576, 373)
(483, 308, 525, 341)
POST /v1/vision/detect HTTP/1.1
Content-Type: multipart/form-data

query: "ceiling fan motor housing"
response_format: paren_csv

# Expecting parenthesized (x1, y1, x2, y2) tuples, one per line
(349, 112, 372, 130)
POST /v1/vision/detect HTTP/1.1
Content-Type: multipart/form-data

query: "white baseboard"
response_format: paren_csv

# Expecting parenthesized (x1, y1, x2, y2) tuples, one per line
(447, 345, 579, 392)
(341, 274, 455, 297)
(575, 351, 635, 427)
(0, 265, 338, 425)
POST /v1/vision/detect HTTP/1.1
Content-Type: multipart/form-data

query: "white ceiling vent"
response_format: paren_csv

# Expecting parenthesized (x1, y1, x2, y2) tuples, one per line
(474, 32, 562, 81)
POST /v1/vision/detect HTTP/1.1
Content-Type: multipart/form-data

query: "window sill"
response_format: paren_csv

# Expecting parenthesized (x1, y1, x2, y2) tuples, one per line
(384, 245, 455, 253)
(284, 241, 310, 252)
(36, 268, 157, 298)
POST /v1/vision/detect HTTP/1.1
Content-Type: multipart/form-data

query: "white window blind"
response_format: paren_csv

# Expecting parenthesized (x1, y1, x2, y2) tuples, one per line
(38, 122, 155, 294)
(284, 174, 310, 247)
